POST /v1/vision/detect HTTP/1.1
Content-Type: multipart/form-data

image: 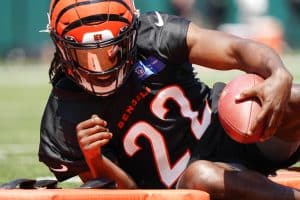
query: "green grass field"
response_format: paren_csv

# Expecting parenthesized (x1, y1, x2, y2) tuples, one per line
(0, 53, 299, 187)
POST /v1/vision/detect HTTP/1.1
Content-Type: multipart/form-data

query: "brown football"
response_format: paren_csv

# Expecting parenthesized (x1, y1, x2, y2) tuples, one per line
(218, 73, 265, 143)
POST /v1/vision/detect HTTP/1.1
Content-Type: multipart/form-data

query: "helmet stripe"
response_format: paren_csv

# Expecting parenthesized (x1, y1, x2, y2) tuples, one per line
(54, 0, 134, 31)
(55, 0, 103, 30)
(50, 0, 59, 15)
(109, 0, 134, 13)
(61, 14, 131, 36)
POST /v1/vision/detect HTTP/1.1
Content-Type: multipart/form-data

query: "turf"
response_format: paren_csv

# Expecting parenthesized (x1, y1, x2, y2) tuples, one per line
(0, 53, 299, 187)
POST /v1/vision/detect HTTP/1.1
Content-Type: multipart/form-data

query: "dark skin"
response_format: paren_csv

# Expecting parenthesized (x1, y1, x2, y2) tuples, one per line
(187, 23, 292, 140)
(276, 84, 300, 142)
(76, 22, 300, 199)
(176, 160, 300, 200)
(77, 115, 137, 189)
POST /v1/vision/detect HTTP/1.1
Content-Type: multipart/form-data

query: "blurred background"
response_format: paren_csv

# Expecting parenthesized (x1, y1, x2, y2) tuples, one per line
(1, 0, 300, 62)
(0, 0, 299, 187)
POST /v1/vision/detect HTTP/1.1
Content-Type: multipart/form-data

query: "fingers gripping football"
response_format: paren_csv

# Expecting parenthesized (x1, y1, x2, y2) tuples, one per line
(76, 115, 112, 158)
(258, 74, 290, 139)
(236, 80, 266, 135)
(235, 73, 290, 141)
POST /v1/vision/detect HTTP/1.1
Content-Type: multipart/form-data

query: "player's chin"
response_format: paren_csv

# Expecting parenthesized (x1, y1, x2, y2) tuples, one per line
(90, 75, 116, 87)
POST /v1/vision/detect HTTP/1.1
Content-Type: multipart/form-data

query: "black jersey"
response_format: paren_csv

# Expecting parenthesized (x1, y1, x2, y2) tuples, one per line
(39, 11, 212, 188)
(39, 11, 299, 188)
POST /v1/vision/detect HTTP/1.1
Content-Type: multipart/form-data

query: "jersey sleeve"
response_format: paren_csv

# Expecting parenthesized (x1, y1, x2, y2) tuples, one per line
(137, 12, 191, 64)
(38, 77, 117, 181)
(38, 87, 89, 181)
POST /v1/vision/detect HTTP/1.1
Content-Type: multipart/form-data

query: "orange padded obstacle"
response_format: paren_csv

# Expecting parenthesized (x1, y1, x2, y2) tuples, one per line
(0, 170, 299, 200)
(269, 169, 300, 189)
(0, 189, 210, 200)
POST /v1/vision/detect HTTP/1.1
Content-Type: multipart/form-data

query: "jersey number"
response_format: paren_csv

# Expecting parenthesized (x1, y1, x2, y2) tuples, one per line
(124, 86, 211, 187)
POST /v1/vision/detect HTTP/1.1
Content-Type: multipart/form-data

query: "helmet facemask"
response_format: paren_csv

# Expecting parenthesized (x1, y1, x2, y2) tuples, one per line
(49, 0, 138, 96)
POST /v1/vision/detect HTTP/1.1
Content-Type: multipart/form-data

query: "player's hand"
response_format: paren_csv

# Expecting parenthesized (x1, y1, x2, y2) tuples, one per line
(76, 114, 113, 158)
(236, 70, 292, 141)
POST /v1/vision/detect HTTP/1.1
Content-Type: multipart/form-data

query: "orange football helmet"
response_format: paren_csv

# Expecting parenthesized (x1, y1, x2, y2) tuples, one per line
(49, 0, 138, 96)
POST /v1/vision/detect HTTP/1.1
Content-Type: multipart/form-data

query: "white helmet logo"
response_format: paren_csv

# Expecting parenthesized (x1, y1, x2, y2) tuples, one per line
(82, 30, 114, 43)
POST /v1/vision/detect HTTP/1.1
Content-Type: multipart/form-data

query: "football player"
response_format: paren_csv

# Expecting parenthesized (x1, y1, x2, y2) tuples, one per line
(39, 0, 300, 199)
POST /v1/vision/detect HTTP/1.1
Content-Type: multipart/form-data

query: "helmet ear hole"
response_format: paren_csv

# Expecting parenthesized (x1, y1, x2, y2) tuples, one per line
(64, 35, 76, 42)
(120, 26, 129, 35)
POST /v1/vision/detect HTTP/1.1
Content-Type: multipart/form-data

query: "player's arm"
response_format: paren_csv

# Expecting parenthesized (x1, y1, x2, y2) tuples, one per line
(78, 154, 137, 189)
(186, 22, 293, 140)
(275, 83, 300, 142)
(76, 115, 137, 189)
